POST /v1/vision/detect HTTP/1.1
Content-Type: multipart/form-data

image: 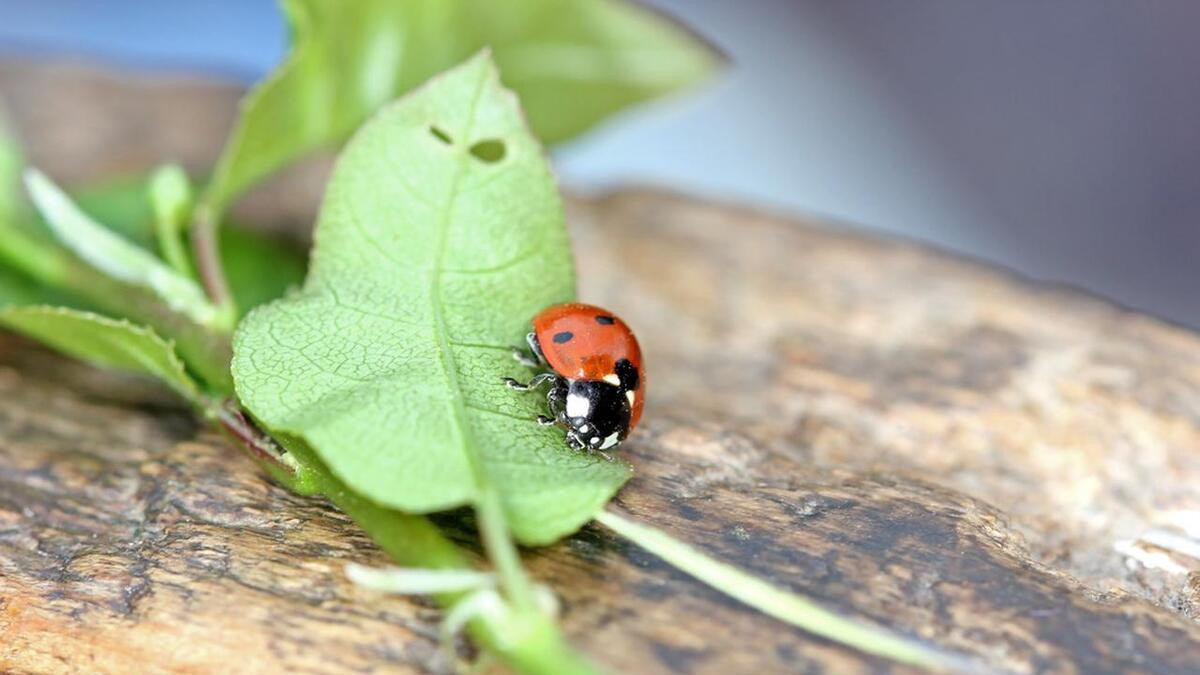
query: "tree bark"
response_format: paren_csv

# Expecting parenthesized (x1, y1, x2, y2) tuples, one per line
(3, 61, 1200, 674)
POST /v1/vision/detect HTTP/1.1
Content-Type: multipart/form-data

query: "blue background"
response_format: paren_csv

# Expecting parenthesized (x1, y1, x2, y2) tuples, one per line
(1, 1, 1197, 327)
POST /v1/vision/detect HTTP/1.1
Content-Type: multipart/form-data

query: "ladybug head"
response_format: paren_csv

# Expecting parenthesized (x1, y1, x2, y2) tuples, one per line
(563, 379, 631, 451)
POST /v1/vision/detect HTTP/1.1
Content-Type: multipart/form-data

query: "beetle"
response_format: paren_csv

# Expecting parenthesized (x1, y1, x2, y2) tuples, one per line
(504, 302, 644, 457)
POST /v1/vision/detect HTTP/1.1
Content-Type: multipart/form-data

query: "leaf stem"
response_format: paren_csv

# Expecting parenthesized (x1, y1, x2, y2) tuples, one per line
(191, 205, 237, 329)
(210, 399, 298, 476)
(476, 487, 537, 612)
(595, 509, 969, 672)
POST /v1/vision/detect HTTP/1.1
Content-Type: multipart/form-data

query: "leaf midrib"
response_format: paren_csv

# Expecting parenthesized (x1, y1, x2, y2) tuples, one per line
(428, 66, 494, 495)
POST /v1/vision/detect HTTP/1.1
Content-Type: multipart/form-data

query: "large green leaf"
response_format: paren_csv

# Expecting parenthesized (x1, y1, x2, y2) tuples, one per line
(0, 306, 201, 401)
(203, 0, 720, 216)
(233, 52, 631, 545)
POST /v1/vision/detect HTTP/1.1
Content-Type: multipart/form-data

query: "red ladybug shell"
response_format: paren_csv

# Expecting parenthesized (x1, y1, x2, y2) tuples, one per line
(532, 302, 645, 431)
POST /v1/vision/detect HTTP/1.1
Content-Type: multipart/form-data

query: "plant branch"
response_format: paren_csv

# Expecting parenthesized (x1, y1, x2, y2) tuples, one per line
(191, 205, 236, 328)
(211, 399, 297, 476)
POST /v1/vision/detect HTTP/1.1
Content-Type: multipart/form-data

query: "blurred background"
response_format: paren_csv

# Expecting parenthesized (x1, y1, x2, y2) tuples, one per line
(1, 0, 1196, 328)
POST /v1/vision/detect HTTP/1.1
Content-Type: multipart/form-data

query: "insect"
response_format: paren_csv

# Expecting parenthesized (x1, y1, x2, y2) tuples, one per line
(504, 302, 644, 457)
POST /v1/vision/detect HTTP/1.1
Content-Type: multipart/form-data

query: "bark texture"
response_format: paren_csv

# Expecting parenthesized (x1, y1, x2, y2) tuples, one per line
(3, 62, 1200, 674)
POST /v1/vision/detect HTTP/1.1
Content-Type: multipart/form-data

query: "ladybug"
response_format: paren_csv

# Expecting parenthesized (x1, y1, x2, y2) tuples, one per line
(505, 302, 644, 457)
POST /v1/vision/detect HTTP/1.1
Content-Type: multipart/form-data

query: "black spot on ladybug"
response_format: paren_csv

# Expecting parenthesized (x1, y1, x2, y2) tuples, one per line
(553, 331, 574, 344)
(595, 315, 615, 325)
(615, 358, 639, 391)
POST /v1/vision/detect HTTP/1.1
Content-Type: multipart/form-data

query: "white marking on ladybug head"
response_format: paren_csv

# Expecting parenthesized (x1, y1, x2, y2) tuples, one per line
(626, 390, 636, 406)
(600, 432, 621, 450)
(602, 373, 620, 386)
(566, 392, 590, 419)
(579, 423, 590, 433)
(589, 437, 601, 446)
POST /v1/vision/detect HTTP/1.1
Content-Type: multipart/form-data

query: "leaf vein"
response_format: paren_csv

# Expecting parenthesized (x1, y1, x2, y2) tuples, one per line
(429, 66, 493, 492)
(444, 241, 543, 275)
(448, 341, 514, 351)
(464, 402, 537, 424)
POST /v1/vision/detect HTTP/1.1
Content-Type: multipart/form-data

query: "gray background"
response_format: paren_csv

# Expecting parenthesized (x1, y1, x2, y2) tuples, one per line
(1, 1, 1196, 327)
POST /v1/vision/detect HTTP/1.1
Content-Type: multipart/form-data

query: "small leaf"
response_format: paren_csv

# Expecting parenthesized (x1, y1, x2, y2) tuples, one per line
(149, 164, 196, 278)
(0, 126, 33, 307)
(233, 52, 630, 545)
(0, 117, 20, 225)
(203, 0, 721, 216)
(0, 126, 81, 307)
(23, 169, 220, 328)
(0, 306, 202, 402)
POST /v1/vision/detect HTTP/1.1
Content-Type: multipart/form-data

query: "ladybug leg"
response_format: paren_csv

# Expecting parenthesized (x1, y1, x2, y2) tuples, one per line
(510, 332, 548, 368)
(526, 332, 548, 365)
(537, 382, 570, 429)
(511, 348, 540, 368)
(545, 385, 568, 418)
(503, 372, 557, 391)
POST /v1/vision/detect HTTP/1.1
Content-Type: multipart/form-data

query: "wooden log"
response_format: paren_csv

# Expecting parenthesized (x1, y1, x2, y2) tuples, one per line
(3, 61, 1200, 674)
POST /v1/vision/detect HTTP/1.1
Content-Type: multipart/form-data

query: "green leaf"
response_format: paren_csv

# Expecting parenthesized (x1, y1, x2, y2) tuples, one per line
(149, 164, 196, 278)
(0, 118, 20, 225)
(0, 126, 34, 306)
(0, 306, 202, 402)
(233, 52, 630, 545)
(203, 0, 720, 216)
(0, 270, 53, 308)
(0, 125, 80, 307)
(23, 169, 221, 328)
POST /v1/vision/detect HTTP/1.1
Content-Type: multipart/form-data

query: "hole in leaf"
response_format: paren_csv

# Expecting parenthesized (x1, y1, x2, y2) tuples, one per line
(468, 139, 506, 163)
(429, 126, 453, 144)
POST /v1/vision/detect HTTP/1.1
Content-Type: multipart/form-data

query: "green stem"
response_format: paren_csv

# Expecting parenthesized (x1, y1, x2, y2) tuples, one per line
(154, 207, 195, 280)
(191, 205, 237, 329)
(149, 164, 197, 279)
(476, 487, 537, 612)
(595, 509, 967, 672)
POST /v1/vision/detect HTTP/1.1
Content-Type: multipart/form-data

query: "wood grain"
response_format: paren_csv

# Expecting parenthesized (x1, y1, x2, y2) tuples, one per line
(3, 61, 1200, 674)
